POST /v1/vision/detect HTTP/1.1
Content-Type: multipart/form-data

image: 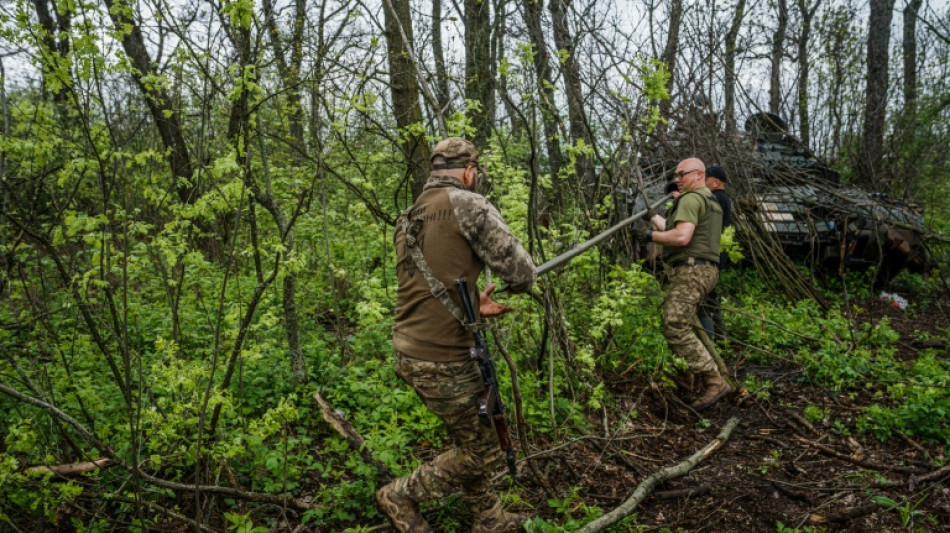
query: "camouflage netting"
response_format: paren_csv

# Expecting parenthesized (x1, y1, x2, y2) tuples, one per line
(614, 109, 937, 306)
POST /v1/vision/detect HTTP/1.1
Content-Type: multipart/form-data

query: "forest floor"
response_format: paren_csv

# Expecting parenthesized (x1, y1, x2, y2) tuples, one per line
(401, 290, 950, 533)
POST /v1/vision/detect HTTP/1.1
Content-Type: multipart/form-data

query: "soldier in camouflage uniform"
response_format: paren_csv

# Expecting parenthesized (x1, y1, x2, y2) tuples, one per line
(639, 158, 734, 410)
(376, 138, 537, 532)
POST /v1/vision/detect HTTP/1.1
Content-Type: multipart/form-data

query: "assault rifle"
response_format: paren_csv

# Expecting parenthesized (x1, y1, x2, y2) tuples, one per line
(454, 277, 518, 480)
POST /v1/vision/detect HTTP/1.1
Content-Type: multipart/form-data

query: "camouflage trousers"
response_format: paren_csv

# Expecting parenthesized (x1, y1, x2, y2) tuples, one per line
(390, 350, 502, 512)
(662, 263, 719, 374)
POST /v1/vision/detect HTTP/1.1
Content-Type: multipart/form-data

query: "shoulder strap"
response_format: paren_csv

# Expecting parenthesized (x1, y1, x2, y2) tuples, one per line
(400, 208, 468, 326)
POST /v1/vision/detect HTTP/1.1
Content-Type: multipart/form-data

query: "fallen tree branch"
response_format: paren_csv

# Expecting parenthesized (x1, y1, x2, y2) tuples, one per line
(653, 484, 710, 500)
(314, 392, 391, 483)
(692, 317, 731, 381)
(874, 462, 950, 488)
(26, 458, 113, 476)
(793, 436, 921, 474)
(107, 493, 219, 533)
(492, 332, 553, 495)
(0, 382, 321, 511)
(575, 417, 740, 533)
(788, 412, 818, 435)
(808, 501, 880, 524)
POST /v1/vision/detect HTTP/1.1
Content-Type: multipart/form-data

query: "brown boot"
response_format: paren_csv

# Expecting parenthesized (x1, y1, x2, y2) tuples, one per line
(690, 371, 734, 410)
(470, 497, 530, 533)
(375, 479, 433, 533)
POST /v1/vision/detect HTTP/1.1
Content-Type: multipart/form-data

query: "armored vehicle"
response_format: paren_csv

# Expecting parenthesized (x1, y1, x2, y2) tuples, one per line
(739, 112, 928, 285)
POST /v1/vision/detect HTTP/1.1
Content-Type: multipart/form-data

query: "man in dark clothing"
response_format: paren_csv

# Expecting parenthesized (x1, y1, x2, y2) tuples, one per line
(377, 138, 537, 533)
(640, 158, 733, 410)
(699, 165, 732, 339)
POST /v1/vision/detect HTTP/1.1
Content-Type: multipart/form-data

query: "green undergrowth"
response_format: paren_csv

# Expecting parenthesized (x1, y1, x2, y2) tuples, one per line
(726, 269, 950, 445)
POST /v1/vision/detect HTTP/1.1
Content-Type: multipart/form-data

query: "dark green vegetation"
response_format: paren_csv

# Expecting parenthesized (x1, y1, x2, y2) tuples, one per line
(3, 1, 950, 532)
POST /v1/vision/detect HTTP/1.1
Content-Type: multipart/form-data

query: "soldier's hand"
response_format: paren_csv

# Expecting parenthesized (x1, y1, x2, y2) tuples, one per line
(479, 283, 514, 317)
(645, 206, 659, 221)
(632, 225, 653, 243)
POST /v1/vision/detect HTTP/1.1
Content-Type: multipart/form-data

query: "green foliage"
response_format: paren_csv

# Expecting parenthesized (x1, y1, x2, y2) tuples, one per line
(1, 1, 949, 529)
(561, 263, 675, 378)
(871, 494, 933, 530)
(523, 486, 606, 532)
(225, 511, 269, 533)
(775, 523, 827, 533)
(803, 405, 830, 425)
(720, 226, 744, 263)
(743, 375, 773, 401)
(727, 270, 950, 444)
(758, 449, 782, 474)
(0, 456, 84, 523)
(857, 351, 950, 443)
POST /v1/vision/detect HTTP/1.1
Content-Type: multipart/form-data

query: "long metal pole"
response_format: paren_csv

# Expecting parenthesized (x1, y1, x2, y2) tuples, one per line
(534, 193, 672, 277)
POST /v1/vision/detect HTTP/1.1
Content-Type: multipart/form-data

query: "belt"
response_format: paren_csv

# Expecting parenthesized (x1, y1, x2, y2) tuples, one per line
(671, 257, 718, 268)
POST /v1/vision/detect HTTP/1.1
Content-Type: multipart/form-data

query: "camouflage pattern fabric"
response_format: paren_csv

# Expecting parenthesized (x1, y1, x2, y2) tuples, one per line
(389, 350, 504, 517)
(430, 137, 479, 168)
(392, 175, 535, 361)
(662, 264, 720, 373)
(446, 186, 535, 294)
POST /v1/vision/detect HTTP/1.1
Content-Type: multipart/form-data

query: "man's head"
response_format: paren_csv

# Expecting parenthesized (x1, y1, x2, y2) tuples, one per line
(430, 137, 483, 192)
(673, 158, 706, 193)
(705, 165, 727, 191)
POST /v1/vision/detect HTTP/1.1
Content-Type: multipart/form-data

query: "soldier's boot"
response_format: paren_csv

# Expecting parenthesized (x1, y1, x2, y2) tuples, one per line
(375, 478, 433, 533)
(470, 496, 529, 533)
(674, 371, 696, 393)
(691, 371, 734, 411)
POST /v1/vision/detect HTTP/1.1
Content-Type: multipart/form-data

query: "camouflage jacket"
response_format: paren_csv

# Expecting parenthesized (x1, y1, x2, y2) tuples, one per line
(393, 175, 536, 361)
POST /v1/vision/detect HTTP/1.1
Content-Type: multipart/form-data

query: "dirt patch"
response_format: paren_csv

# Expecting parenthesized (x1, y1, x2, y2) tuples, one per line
(491, 293, 950, 532)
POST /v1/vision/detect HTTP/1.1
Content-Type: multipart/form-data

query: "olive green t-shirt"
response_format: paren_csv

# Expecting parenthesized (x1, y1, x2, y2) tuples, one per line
(662, 187, 723, 264)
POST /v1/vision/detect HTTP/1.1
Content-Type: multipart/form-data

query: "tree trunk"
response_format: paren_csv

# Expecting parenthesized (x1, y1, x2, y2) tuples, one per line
(861, 0, 896, 186)
(383, 0, 431, 199)
(32, 0, 72, 104)
(432, 0, 453, 114)
(901, 0, 924, 197)
(262, 0, 307, 147)
(660, 0, 684, 119)
(549, 0, 593, 184)
(724, 0, 747, 134)
(496, 0, 522, 135)
(104, 0, 197, 205)
(258, 0, 310, 387)
(796, 0, 821, 147)
(770, 0, 788, 116)
(903, 0, 923, 114)
(465, 0, 495, 148)
(522, 0, 564, 183)
(824, 6, 853, 158)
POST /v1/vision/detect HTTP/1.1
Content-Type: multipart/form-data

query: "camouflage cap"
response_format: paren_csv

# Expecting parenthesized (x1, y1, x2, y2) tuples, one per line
(430, 137, 478, 169)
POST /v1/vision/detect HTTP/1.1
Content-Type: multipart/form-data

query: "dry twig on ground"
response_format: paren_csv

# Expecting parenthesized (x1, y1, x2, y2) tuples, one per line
(575, 417, 740, 533)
